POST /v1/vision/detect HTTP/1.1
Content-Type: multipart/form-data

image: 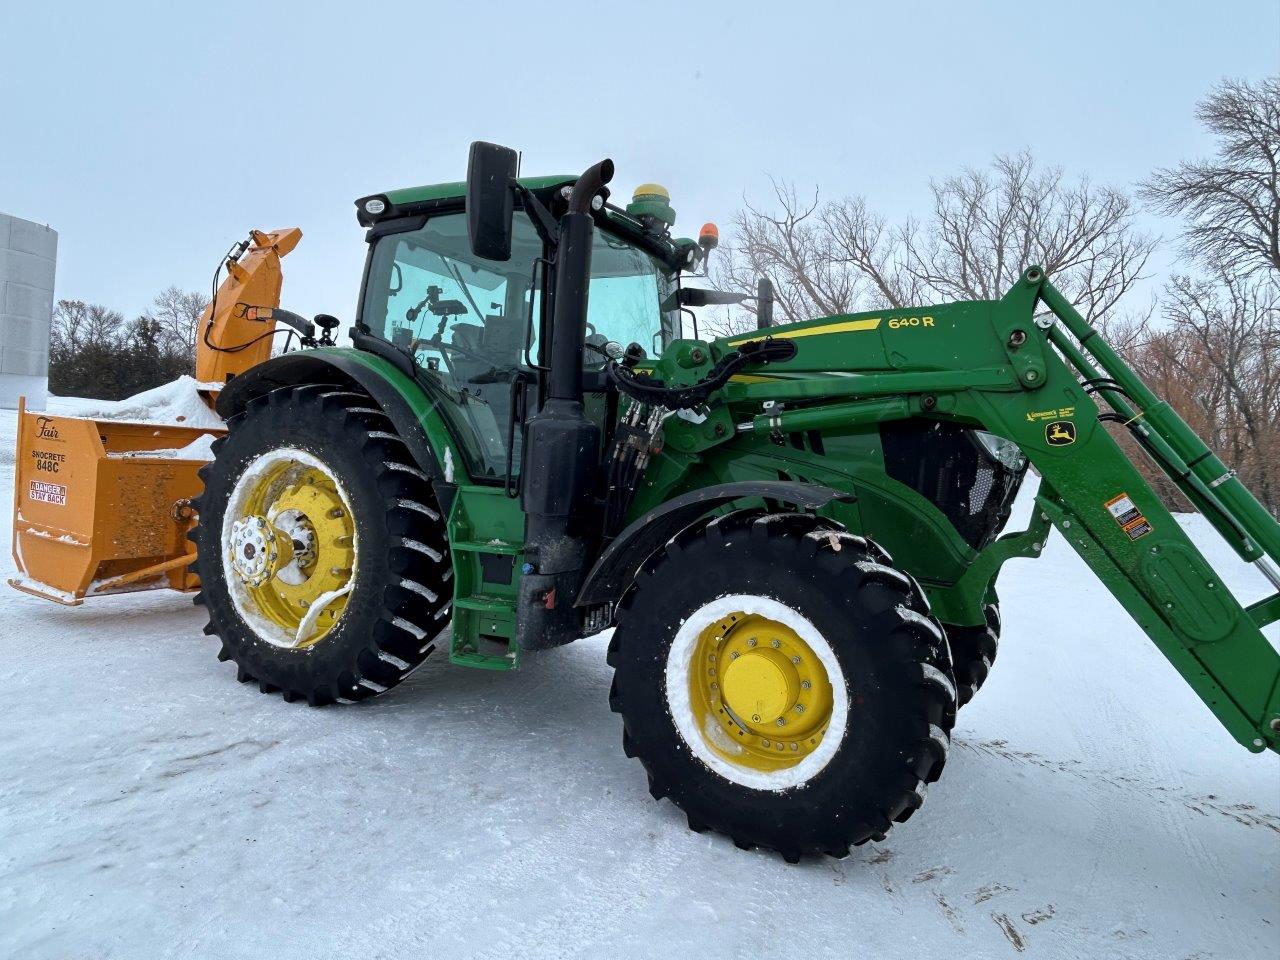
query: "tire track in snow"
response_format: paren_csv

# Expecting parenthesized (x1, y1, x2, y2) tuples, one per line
(954, 738, 1279, 834)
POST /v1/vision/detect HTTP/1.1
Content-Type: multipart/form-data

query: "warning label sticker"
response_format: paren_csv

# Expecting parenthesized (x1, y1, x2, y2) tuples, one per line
(1105, 493, 1152, 540)
(1105, 493, 1142, 526)
(1122, 517, 1153, 541)
(28, 480, 67, 506)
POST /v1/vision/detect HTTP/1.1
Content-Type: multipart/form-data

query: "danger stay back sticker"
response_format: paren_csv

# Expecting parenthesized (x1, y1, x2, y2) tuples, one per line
(1105, 493, 1153, 541)
(28, 480, 68, 506)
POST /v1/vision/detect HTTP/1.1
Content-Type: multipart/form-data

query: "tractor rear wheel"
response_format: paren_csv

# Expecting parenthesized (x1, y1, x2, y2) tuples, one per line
(191, 384, 452, 705)
(943, 603, 1001, 707)
(608, 512, 957, 862)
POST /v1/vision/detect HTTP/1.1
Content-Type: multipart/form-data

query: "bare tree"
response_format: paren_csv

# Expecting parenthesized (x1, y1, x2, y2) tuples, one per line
(714, 152, 1155, 335)
(51, 300, 123, 352)
(145, 286, 209, 354)
(1142, 77, 1280, 276)
(1164, 270, 1277, 511)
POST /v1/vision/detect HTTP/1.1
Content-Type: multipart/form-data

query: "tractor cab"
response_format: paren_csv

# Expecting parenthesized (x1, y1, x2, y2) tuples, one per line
(353, 175, 686, 484)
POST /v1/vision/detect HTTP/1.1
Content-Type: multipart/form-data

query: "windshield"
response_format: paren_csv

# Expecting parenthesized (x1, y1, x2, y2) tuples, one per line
(360, 209, 679, 482)
(583, 231, 680, 358)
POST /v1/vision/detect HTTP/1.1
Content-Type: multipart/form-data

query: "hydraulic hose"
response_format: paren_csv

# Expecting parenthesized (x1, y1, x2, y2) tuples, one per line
(606, 337, 797, 410)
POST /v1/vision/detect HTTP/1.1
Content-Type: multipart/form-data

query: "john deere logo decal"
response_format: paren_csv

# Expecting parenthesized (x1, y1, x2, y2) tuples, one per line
(1046, 420, 1076, 446)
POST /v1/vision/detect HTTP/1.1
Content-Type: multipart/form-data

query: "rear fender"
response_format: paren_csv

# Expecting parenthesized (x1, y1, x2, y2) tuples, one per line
(216, 350, 461, 506)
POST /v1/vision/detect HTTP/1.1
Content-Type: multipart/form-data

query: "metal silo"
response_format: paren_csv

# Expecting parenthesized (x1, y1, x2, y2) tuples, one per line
(0, 212, 58, 410)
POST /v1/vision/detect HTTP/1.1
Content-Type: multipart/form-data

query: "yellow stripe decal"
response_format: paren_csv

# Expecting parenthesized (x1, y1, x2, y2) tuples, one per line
(728, 318, 881, 346)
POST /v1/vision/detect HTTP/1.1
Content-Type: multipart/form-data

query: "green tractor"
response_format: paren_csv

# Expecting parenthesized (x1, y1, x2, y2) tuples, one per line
(193, 143, 1280, 862)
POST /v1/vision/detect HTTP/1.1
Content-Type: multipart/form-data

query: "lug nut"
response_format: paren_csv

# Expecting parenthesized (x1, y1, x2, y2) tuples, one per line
(776, 718, 786, 727)
(801, 679, 811, 690)
(747, 638, 757, 648)
(794, 704, 805, 714)
(771, 639, 781, 648)
(792, 656, 801, 665)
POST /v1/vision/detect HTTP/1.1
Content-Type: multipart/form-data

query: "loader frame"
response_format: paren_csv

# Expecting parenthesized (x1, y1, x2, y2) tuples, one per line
(626, 267, 1280, 753)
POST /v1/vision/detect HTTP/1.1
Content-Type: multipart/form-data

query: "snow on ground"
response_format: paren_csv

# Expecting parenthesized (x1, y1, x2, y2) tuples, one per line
(0, 404, 1277, 960)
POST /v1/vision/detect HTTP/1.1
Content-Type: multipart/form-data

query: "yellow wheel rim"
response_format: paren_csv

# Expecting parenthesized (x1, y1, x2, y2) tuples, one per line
(224, 452, 356, 648)
(689, 610, 835, 773)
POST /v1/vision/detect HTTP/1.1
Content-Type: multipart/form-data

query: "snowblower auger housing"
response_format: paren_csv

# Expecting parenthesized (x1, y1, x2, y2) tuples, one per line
(13, 142, 1280, 860)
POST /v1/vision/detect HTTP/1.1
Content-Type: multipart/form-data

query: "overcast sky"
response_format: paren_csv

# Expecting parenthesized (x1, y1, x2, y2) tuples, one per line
(3, 0, 1277, 324)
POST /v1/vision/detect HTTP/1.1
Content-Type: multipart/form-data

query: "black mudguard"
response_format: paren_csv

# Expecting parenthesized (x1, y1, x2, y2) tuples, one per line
(215, 352, 450, 507)
(576, 480, 855, 608)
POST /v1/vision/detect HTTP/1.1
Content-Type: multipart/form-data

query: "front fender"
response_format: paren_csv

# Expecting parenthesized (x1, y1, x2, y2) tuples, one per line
(576, 480, 854, 607)
(215, 348, 463, 492)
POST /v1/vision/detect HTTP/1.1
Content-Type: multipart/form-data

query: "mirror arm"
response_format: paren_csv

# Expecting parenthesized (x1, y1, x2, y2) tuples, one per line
(517, 185, 560, 249)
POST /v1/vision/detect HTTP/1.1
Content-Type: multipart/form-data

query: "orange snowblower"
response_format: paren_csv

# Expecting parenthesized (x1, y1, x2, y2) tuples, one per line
(9, 228, 302, 604)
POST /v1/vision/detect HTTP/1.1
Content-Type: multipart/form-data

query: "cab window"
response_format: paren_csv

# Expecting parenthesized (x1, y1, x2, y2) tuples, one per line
(361, 212, 542, 481)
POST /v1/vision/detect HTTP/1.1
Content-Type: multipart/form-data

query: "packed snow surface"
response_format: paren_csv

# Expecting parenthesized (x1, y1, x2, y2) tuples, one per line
(0, 406, 1277, 959)
(44, 375, 225, 429)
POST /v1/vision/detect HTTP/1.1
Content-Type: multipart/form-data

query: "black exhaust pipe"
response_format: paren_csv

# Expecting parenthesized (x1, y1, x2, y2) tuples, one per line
(519, 158, 613, 649)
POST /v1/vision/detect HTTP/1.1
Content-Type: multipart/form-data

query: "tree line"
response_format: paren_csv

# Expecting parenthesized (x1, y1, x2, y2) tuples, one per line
(714, 77, 1279, 515)
(48, 287, 208, 400)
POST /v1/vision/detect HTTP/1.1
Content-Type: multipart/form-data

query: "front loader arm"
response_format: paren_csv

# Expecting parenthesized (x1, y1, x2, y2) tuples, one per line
(675, 267, 1280, 753)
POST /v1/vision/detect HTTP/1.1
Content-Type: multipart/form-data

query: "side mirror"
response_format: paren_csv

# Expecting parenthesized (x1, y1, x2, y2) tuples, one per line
(663, 287, 750, 310)
(466, 141, 518, 261)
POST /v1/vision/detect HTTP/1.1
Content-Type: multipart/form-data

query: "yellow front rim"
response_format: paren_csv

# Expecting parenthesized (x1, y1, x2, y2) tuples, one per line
(689, 611, 834, 773)
(226, 456, 356, 648)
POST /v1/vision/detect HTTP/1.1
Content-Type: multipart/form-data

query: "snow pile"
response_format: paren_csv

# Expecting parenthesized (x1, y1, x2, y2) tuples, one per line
(46, 375, 224, 429)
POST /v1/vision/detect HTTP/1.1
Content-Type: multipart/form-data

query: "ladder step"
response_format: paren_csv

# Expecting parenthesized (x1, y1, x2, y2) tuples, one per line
(453, 595, 515, 615)
(450, 539, 520, 556)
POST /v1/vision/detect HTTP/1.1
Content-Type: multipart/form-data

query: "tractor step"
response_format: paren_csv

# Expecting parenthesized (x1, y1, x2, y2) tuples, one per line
(450, 539, 521, 555)
(449, 591, 520, 671)
(453, 595, 515, 615)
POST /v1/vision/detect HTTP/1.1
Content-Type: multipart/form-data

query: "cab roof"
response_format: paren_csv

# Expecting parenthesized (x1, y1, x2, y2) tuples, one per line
(383, 174, 575, 207)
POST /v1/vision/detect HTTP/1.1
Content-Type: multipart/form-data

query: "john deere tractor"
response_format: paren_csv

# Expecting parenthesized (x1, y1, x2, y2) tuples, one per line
(184, 143, 1280, 862)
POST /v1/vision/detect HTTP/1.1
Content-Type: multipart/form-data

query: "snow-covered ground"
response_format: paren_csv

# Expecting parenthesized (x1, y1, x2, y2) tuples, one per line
(1, 404, 1277, 960)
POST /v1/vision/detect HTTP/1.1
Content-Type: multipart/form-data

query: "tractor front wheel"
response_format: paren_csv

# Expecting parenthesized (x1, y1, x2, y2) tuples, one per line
(608, 512, 956, 861)
(943, 603, 1001, 707)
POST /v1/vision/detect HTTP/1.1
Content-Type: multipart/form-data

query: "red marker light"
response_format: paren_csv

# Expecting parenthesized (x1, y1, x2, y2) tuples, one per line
(699, 222, 720, 250)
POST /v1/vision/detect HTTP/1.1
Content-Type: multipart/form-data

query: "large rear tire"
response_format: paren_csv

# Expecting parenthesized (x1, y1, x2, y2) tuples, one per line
(608, 512, 957, 862)
(191, 384, 452, 705)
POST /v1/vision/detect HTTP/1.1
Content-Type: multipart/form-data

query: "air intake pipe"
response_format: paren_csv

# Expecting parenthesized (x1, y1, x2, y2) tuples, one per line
(519, 158, 613, 649)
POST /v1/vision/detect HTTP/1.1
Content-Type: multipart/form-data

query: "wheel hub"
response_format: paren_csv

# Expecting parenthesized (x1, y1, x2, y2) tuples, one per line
(689, 611, 835, 772)
(229, 515, 295, 587)
(721, 648, 799, 725)
(223, 455, 357, 649)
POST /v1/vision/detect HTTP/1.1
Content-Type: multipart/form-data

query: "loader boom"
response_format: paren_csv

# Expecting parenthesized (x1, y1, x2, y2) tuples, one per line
(686, 268, 1280, 752)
